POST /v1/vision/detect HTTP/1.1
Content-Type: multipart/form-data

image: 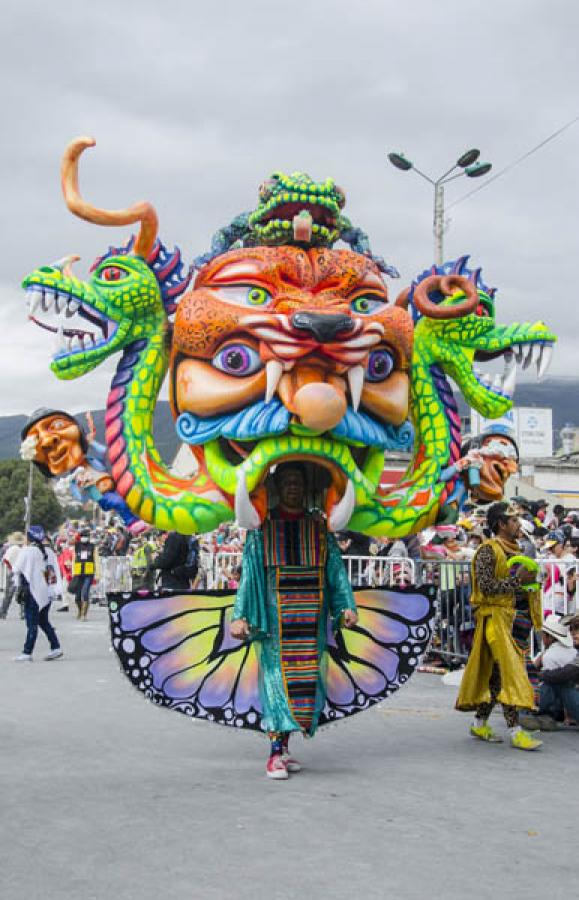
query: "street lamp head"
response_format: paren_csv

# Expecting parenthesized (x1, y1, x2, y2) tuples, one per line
(456, 148, 480, 168)
(388, 152, 413, 172)
(465, 161, 492, 178)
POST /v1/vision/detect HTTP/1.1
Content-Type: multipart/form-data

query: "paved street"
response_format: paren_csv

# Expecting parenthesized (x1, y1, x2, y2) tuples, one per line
(1, 604, 578, 900)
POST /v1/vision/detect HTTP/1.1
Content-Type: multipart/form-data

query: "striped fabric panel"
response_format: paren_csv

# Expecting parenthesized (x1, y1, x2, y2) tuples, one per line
(263, 518, 326, 568)
(277, 565, 323, 731)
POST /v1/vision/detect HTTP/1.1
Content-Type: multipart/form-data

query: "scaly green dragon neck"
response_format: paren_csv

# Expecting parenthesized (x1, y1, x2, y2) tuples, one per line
(348, 358, 459, 536)
(105, 324, 233, 533)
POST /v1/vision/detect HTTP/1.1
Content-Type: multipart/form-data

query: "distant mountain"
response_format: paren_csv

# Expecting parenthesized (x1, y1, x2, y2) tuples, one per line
(2, 377, 578, 461)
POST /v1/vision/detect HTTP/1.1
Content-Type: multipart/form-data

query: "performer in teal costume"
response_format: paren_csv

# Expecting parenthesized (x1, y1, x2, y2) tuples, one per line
(231, 463, 358, 779)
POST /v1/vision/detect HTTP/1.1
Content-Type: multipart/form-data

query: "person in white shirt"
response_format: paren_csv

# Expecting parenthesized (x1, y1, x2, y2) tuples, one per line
(533, 615, 576, 672)
(12, 525, 64, 662)
(1, 532, 25, 619)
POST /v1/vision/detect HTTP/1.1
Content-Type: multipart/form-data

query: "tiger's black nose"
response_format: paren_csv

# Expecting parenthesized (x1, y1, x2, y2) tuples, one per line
(291, 312, 355, 343)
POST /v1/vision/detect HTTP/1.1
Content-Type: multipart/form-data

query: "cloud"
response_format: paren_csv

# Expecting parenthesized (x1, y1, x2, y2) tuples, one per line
(1, 0, 577, 414)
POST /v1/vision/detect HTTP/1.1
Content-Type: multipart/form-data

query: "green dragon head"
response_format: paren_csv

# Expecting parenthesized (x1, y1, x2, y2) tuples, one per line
(23, 137, 191, 380)
(23, 251, 167, 380)
(408, 258, 556, 418)
(248, 171, 347, 246)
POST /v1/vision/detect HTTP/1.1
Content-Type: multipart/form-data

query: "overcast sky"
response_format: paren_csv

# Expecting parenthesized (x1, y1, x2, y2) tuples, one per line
(1, 0, 578, 416)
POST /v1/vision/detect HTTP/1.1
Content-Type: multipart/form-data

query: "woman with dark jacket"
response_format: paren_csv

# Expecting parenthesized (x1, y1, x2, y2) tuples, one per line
(150, 531, 191, 590)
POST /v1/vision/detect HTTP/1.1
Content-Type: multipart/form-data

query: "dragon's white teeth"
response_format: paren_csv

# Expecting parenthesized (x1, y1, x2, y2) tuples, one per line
(492, 374, 503, 392)
(328, 479, 355, 533)
(502, 359, 517, 396)
(347, 364, 365, 412)
(70, 334, 82, 351)
(265, 359, 283, 404)
(537, 342, 553, 381)
(481, 373, 492, 387)
(28, 293, 41, 316)
(53, 325, 65, 355)
(66, 298, 80, 317)
(234, 472, 261, 530)
(474, 367, 482, 377)
(40, 290, 53, 313)
(522, 342, 534, 369)
(514, 344, 524, 363)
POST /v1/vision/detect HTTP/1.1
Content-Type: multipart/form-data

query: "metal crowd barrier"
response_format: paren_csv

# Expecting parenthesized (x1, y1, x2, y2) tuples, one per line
(200, 551, 577, 665)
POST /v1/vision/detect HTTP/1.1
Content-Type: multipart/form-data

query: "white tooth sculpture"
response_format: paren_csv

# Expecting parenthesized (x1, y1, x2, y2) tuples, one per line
(70, 334, 82, 351)
(522, 343, 534, 370)
(481, 373, 492, 387)
(41, 290, 53, 313)
(265, 359, 283, 404)
(492, 374, 503, 392)
(502, 356, 517, 396)
(234, 472, 261, 529)
(66, 299, 80, 317)
(537, 342, 553, 381)
(53, 325, 65, 356)
(28, 292, 41, 316)
(328, 479, 356, 532)
(514, 344, 524, 363)
(347, 365, 365, 411)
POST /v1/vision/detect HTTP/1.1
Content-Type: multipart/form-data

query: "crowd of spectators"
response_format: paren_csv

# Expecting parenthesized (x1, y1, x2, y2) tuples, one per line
(2, 497, 579, 727)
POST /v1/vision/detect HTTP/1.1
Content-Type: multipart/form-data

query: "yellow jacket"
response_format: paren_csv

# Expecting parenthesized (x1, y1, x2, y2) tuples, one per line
(456, 539, 534, 711)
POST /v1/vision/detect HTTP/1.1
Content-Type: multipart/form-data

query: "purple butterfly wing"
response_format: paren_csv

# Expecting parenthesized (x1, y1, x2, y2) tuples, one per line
(108, 590, 262, 730)
(319, 586, 435, 725)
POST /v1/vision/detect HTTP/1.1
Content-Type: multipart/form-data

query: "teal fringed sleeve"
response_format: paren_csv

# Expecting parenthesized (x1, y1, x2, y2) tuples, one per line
(232, 530, 270, 638)
(325, 533, 357, 630)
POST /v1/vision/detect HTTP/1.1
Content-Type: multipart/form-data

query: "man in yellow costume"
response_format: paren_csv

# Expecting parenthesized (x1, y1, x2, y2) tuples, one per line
(456, 502, 542, 750)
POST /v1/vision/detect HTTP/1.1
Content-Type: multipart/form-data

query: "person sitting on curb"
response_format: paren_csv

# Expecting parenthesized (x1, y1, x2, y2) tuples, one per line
(535, 613, 579, 727)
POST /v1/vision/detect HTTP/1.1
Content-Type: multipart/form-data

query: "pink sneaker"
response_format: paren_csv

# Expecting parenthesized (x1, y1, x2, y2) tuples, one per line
(282, 752, 302, 773)
(266, 753, 288, 780)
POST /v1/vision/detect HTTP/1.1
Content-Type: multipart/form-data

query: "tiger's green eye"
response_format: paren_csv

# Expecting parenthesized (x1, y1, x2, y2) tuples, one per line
(351, 296, 384, 315)
(247, 287, 271, 306)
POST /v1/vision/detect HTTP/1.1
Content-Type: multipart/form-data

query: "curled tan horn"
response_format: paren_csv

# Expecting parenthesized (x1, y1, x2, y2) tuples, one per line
(412, 274, 479, 319)
(60, 136, 158, 258)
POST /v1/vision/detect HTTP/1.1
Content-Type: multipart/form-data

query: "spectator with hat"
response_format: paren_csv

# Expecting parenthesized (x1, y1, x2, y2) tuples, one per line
(455, 501, 542, 750)
(533, 615, 576, 673)
(12, 525, 63, 662)
(536, 612, 579, 726)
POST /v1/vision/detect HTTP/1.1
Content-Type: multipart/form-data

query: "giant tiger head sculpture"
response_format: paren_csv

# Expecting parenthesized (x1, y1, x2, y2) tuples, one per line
(171, 246, 413, 529)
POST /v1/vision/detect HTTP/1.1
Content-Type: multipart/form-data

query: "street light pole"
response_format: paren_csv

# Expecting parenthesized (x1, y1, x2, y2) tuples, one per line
(433, 182, 444, 266)
(24, 460, 34, 534)
(387, 149, 492, 265)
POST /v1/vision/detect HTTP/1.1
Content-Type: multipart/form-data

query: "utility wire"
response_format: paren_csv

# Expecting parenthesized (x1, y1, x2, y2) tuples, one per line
(447, 114, 579, 210)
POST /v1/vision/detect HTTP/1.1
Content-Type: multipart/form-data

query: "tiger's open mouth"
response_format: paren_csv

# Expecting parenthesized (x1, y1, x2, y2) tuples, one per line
(202, 431, 385, 532)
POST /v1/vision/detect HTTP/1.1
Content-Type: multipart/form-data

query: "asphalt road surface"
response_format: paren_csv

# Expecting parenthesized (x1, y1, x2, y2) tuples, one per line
(1, 604, 578, 900)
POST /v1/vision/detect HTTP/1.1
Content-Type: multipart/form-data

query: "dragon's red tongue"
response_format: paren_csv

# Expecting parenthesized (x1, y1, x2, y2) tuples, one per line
(293, 210, 313, 242)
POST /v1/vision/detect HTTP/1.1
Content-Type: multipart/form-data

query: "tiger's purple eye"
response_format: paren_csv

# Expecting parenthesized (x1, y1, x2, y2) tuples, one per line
(212, 344, 262, 376)
(366, 348, 395, 382)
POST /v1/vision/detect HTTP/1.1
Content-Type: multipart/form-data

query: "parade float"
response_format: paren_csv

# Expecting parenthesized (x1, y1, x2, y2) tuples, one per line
(19, 137, 557, 735)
